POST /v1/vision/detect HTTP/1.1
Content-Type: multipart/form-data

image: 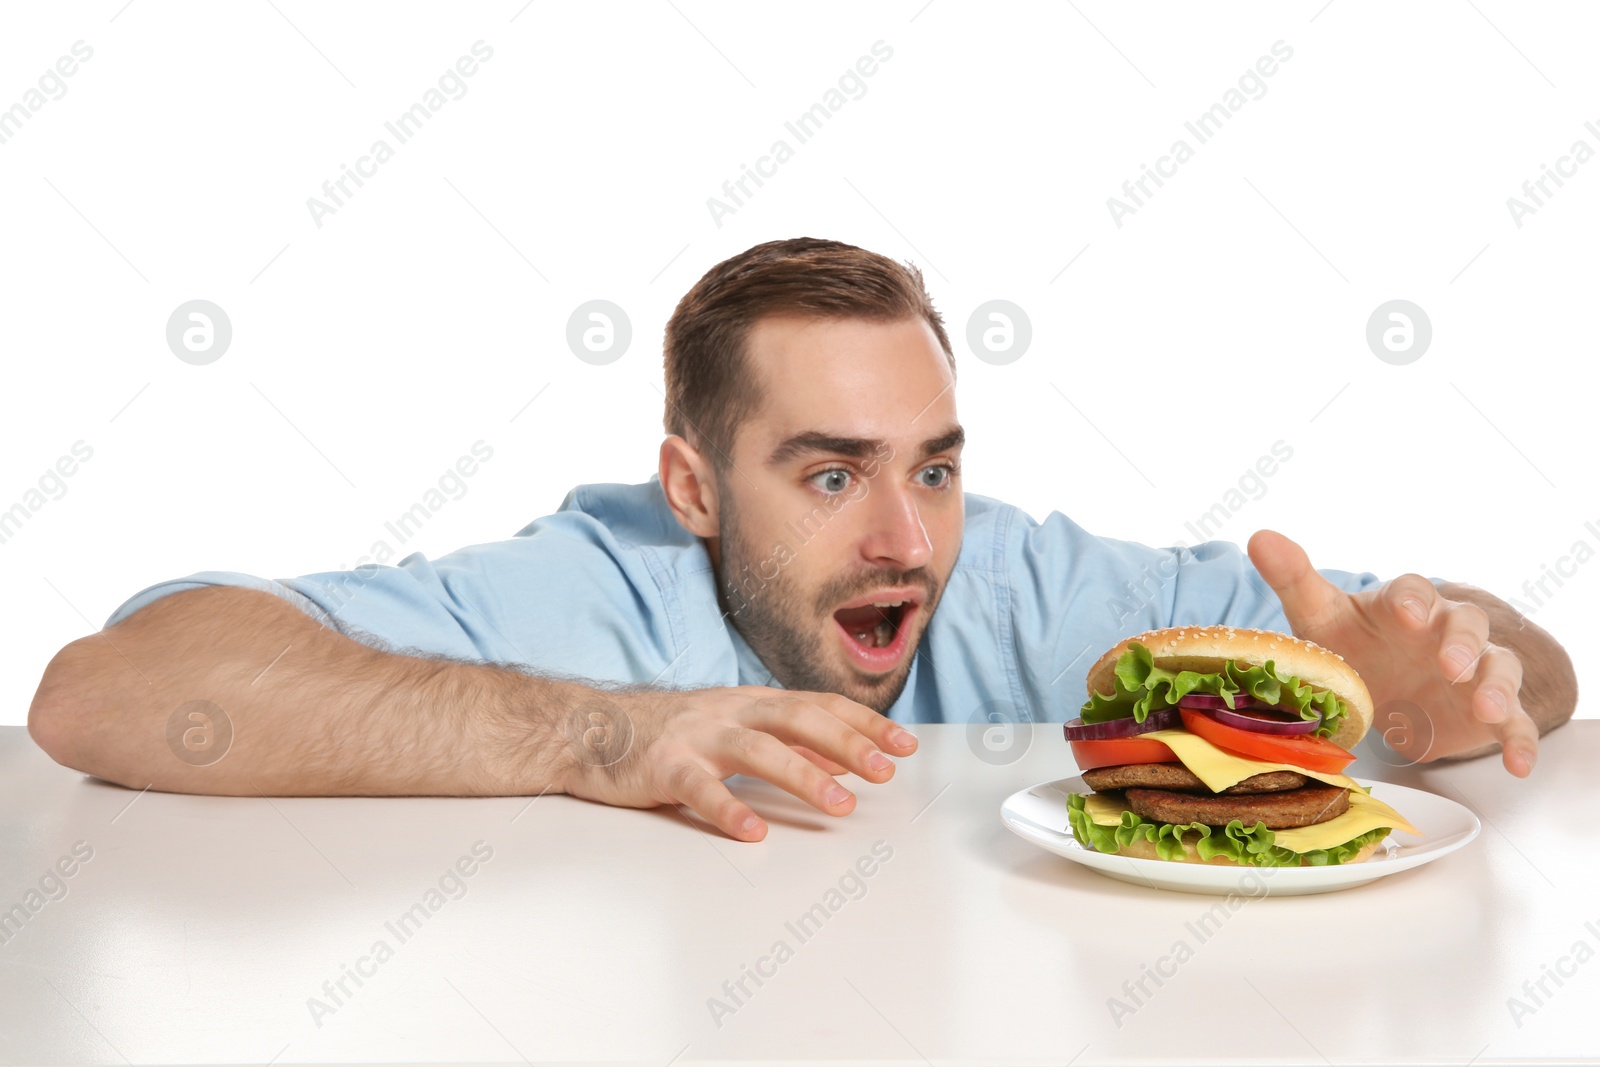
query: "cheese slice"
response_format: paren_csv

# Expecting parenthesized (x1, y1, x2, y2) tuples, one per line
(1275, 791, 1420, 849)
(1136, 728, 1361, 793)
(1083, 792, 1137, 825)
(1081, 789, 1420, 850)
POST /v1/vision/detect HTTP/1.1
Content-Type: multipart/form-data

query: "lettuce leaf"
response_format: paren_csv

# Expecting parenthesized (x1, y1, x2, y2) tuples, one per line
(1065, 792, 1389, 867)
(1080, 640, 1346, 738)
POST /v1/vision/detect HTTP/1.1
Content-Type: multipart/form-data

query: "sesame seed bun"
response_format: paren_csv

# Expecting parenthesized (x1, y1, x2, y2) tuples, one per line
(1085, 626, 1373, 751)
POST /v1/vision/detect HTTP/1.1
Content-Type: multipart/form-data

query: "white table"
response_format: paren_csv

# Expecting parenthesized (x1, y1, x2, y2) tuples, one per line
(1, 721, 1594, 1066)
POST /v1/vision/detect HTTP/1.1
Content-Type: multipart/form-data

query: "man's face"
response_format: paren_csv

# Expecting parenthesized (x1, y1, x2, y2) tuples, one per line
(710, 314, 964, 713)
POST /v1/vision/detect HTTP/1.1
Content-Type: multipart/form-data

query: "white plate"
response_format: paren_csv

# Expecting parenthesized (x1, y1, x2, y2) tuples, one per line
(1000, 776, 1480, 896)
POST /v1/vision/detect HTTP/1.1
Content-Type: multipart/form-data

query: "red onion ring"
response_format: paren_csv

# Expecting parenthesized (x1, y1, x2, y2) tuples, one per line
(1063, 706, 1183, 741)
(1203, 705, 1321, 735)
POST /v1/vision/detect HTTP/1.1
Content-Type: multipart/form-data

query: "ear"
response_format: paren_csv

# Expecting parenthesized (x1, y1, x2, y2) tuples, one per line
(659, 435, 720, 538)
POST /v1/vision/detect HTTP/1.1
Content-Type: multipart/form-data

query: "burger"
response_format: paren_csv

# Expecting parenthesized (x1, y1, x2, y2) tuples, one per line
(1064, 626, 1420, 866)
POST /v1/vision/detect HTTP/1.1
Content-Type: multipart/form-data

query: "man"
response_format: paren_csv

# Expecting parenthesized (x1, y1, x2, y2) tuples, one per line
(28, 238, 1578, 843)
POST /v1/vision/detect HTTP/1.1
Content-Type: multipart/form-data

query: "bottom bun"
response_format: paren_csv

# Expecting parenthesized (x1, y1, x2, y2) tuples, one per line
(1106, 836, 1383, 866)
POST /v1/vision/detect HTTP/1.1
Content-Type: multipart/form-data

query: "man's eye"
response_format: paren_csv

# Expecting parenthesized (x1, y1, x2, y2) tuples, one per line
(919, 464, 955, 488)
(810, 469, 852, 494)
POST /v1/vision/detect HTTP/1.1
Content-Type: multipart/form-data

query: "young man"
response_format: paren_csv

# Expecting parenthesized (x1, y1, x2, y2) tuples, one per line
(28, 239, 1577, 842)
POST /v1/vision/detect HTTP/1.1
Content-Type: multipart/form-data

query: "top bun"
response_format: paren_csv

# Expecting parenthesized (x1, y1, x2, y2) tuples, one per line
(1085, 626, 1372, 751)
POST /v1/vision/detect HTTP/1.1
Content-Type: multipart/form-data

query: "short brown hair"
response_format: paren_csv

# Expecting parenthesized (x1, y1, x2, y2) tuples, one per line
(662, 237, 953, 474)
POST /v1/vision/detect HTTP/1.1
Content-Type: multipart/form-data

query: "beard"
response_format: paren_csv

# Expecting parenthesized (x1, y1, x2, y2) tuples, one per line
(713, 487, 941, 714)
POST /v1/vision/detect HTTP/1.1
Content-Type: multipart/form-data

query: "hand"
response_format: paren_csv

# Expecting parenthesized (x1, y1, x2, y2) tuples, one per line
(1247, 530, 1536, 777)
(557, 685, 918, 841)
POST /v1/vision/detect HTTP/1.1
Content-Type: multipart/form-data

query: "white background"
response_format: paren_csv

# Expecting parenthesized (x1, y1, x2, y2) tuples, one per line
(1, 1, 1593, 726)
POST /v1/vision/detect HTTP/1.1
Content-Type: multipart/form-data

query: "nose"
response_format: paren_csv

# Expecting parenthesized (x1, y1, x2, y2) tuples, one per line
(857, 478, 933, 571)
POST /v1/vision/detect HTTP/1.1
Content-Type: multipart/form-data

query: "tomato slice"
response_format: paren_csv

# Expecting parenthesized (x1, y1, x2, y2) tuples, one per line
(1069, 736, 1178, 771)
(1178, 709, 1355, 774)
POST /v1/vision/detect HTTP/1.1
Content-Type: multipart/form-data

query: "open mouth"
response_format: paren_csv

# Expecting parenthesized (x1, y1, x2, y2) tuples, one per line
(831, 591, 921, 672)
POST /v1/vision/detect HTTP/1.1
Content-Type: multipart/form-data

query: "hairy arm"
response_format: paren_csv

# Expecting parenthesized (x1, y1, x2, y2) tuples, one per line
(27, 585, 586, 796)
(1432, 580, 1579, 760)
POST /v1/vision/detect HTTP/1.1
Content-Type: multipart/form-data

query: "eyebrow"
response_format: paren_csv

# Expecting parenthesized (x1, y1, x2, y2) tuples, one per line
(765, 425, 965, 468)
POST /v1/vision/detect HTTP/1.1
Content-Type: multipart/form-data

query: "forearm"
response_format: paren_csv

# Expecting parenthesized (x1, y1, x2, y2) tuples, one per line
(1435, 580, 1579, 749)
(28, 585, 588, 796)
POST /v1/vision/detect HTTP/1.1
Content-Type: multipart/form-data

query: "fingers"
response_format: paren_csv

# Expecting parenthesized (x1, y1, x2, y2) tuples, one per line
(1381, 573, 1441, 633)
(652, 732, 857, 844)
(663, 761, 768, 842)
(1377, 581, 1535, 776)
(639, 686, 921, 843)
(1385, 574, 1492, 687)
(743, 694, 902, 784)
(1437, 601, 1491, 683)
(718, 726, 861, 818)
(790, 744, 849, 776)
(805, 690, 919, 758)
(1467, 644, 1524, 724)
(1246, 530, 1347, 634)
(1494, 710, 1539, 778)
(1470, 645, 1536, 777)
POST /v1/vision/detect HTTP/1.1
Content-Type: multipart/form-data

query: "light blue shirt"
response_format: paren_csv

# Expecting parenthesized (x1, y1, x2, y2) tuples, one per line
(104, 475, 1386, 725)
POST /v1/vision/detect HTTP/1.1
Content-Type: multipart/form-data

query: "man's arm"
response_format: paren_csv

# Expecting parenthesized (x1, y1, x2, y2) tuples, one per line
(27, 585, 915, 840)
(30, 585, 590, 796)
(1431, 580, 1578, 759)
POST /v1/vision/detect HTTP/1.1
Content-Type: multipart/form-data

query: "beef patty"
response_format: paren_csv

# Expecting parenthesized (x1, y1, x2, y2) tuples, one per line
(1123, 783, 1351, 829)
(1082, 762, 1308, 795)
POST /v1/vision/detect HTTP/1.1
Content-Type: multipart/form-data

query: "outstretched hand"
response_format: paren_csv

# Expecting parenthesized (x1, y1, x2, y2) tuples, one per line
(1247, 529, 1535, 777)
